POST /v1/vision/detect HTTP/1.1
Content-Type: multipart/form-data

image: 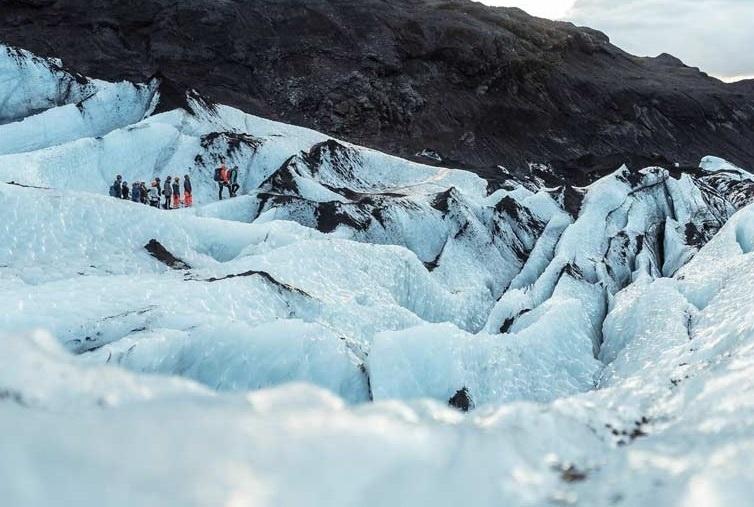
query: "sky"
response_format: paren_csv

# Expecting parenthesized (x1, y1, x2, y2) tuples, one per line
(484, 0, 754, 82)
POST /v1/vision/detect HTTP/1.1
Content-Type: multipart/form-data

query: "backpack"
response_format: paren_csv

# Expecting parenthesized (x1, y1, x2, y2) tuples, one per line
(214, 167, 222, 182)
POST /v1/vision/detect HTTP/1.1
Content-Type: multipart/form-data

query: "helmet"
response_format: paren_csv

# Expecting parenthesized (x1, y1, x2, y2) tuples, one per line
(116, 175, 122, 180)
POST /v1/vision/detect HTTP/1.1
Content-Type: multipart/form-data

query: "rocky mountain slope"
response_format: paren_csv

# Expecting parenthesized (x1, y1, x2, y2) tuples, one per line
(2, 0, 754, 174)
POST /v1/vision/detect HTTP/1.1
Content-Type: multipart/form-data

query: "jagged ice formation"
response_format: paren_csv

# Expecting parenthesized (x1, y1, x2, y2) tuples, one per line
(3, 44, 754, 506)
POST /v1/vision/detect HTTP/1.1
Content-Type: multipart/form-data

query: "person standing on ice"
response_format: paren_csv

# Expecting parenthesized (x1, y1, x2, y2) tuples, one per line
(110, 175, 123, 198)
(163, 177, 172, 209)
(172, 177, 181, 209)
(147, 185, 160, 207)
(229, 166, 239, 197)
(214, 158, 230, 200)
(120, 180, 129, 200)
(140, 182, 149, 204)
(183, 174, 193, 207)
(131, 181, 141, 203)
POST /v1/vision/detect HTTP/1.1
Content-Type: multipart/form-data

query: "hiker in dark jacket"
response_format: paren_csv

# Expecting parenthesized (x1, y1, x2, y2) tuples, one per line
(110, 175, 123, 198)
(131, 182, 141, 203)
(140, 182, 149, 204)
(171, 177, 181, 209)
(120, 181, 129, 200)
(229, 166, 239, 197)
(183, 174, 193, 207)
(163, 176, 172, 209)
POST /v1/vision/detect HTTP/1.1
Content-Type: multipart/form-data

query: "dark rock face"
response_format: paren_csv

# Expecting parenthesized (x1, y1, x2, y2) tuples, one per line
(449, 387, 474, 412)
(2, 0, 754, 174)
(144, 239, 191, 270)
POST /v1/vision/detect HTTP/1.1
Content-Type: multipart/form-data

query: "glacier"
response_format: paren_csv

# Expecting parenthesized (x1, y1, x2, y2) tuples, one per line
(2, 43, 754, 506)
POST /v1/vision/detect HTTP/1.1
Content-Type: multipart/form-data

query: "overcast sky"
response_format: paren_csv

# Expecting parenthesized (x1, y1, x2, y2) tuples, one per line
(483, 0, 754, 81)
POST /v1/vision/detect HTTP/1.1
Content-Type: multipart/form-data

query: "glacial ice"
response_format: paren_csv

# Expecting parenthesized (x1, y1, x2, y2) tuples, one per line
(3, 43, 754, 506)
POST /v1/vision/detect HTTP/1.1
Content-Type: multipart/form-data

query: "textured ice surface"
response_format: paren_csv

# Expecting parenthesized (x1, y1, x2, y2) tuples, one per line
(4, 43, 754, 506)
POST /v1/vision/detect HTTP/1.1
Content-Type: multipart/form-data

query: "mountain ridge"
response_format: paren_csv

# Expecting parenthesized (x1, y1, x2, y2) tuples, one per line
(2, 0, 754, 176)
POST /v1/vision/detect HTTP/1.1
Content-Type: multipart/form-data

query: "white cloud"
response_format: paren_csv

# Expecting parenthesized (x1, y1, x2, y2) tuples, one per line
(485, 0, 754, 80)
(566, 0, 754, 80)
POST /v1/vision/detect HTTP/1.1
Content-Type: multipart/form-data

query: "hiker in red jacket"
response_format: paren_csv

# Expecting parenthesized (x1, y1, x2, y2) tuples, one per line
(214, 159, 230, 200)
(183, 174, 193, 207)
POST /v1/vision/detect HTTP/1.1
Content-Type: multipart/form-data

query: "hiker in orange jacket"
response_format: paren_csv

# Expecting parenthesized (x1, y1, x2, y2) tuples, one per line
(215, 160, 230, 200)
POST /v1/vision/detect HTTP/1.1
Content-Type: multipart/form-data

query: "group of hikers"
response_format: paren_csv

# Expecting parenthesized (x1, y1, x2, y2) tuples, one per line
(215, 158, 240, 200)
(109, 174, 193, 209)
(108, 158, 240, 208)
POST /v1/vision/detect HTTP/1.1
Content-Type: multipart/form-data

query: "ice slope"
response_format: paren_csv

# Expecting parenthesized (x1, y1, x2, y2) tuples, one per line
(0, 46, 92, 124)
(1, 333, 609, 507)
(0, 46, 158, 155)
(2, 41, 754, 408)
(0, 181, 594, 403)
(7, 225, 754, 507)
(4, 43, 754, 506)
